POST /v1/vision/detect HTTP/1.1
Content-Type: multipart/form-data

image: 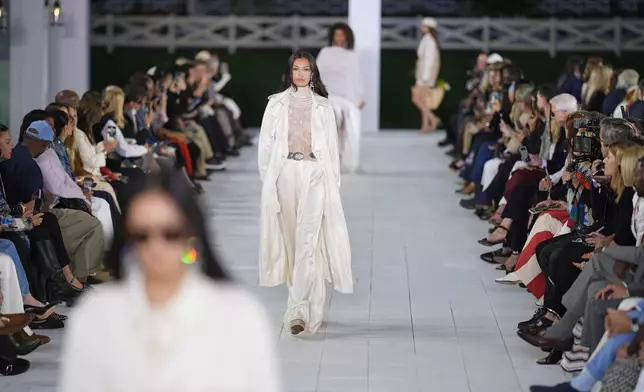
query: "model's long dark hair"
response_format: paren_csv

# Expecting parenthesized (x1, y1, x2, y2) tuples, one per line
(107, 168, 230, 282)
(327, 22, 355, 50)
(281, 51, 329, 98)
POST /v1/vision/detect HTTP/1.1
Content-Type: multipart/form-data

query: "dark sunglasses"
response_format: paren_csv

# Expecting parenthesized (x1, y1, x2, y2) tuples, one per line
(128, 228, 187, 245)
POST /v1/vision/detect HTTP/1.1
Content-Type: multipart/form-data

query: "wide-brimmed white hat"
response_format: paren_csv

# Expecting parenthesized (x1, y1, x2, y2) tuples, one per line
(486, 53, 504, 65)
(422, 17, 437, 28)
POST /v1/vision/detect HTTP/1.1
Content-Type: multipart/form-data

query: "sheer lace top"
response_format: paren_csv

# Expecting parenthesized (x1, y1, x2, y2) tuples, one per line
(288, 87, 313, 155)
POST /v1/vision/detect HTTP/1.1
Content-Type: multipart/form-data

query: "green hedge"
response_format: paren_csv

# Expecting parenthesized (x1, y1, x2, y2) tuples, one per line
(91, 47, 644, 130)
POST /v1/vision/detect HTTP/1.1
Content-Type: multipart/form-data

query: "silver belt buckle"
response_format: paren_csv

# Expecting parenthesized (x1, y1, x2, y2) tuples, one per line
(291, 152, 304, 161)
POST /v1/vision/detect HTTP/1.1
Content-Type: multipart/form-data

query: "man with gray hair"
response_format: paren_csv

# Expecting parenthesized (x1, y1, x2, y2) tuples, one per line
(599, 117, 638, 154)
(603, 69, 640, 116)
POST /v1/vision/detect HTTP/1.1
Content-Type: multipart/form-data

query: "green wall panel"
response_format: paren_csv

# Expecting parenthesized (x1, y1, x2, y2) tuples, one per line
(91, 48, 644, 130)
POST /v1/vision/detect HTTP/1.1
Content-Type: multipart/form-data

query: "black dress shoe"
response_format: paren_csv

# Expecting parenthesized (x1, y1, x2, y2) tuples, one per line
(521, 316, 553, 335)
(438, 139, 451, 147)
(480, 248, 510, 264)
(0, 357, 30, 376)
(459, 198, 477, 210)
(517, 329, 573, 351)
(530, 382, 576, 392)
(31, 317, 64, 330)
(8, 334, 42, 356)
(536, 350, 563, 365)
(517, 308, 547, 330)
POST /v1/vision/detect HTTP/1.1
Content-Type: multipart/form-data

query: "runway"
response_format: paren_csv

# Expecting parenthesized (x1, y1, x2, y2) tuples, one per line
(3, 131, 572, 392)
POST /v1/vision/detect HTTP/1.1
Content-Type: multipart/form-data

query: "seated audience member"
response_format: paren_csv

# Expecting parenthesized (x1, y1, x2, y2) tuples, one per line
(627, 79, 644, 119)
(40, 110, 114, 250)
(556, 56, 583, 102)
(604, 69, 639, 116)
(0, 120, 87, 305)
(582, 65, 613, 113)
(55, 91, 122, 208)
(1, 116, 105, 282)
(94, 86, 149, 170)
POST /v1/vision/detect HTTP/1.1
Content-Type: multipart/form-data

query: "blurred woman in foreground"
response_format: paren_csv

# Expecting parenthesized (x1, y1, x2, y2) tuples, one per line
(60, 169, 280, 391)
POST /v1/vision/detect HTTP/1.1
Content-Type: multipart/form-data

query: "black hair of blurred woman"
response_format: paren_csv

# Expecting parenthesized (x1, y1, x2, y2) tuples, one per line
(327, 22, 355, 50)
(48, 110, 70, 139)
(281, 51, 329, 98)
(107, 167, 230, 281)
(537, 84, 556, 102)
(19, 110, 54, 143)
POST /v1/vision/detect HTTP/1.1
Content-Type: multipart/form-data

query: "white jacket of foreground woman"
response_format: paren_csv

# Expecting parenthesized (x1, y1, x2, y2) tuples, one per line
(59, 267, 281, 392)
(258, 88, 353, 294)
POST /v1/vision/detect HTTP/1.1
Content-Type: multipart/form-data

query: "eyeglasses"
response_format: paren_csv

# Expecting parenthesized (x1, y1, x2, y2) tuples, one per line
(128, 227, 187, 245)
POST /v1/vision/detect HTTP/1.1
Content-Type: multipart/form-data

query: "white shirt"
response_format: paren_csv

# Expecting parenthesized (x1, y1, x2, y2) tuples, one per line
(60, 268, 281, 392)
(75, 128, 106, 176)
(633, 194, 644, 245)
(101, 119, 148, 159)
(35, 148, 86, 203)
(316, 46, 364, 107)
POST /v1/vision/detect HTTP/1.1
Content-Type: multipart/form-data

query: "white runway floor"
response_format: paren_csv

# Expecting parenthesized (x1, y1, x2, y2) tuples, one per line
(3, 132, 574, 392)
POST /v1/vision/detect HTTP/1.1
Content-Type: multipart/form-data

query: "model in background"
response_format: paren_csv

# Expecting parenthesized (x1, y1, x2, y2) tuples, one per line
(258, 52, 353, 336)
(317, 22, 364, 173)
(60, 170, 280, 391)
(411, 17, 442, 133)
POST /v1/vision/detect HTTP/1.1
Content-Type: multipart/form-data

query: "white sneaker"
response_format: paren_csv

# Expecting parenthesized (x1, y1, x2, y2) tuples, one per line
(495, 272, 520, 285)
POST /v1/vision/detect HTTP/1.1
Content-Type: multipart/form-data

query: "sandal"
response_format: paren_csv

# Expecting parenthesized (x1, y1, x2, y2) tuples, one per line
(478, 225, 508, 247)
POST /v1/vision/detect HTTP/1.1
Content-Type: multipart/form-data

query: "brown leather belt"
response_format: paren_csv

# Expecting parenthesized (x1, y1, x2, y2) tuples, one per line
(287, 152, 316, 161)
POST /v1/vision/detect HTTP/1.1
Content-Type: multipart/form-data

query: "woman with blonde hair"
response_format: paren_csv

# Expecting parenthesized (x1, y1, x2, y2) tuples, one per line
(411, 17, 441, 132)
(584, 65, 613, 112)
(94, 86, 149, 173)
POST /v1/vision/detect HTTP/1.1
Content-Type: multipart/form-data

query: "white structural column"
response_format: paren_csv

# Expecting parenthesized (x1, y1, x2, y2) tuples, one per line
(9, 0, 89, 137)
(48, 0, 90, 104)
(9, 0, 50, 137)
(349, 0, 381, 132)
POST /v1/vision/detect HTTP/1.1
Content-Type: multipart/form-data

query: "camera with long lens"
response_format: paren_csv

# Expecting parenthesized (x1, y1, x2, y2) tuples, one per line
(569, 116, 603, 167)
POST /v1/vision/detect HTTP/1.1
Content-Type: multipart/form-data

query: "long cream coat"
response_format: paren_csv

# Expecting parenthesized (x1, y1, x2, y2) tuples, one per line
(258, 88, 353, 294)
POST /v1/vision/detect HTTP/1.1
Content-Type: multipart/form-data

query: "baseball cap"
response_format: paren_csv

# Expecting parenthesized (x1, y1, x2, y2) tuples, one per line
(24, 120, 54, 142)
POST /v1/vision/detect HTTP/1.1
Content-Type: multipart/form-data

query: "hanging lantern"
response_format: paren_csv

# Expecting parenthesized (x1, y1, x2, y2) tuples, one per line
(50, 0, 63, 26)
(0, 1, 7, 32)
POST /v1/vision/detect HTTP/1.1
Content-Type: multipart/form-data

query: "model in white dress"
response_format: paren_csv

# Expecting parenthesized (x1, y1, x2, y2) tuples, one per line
(411, 17, 442, 132)
(317, 23, 364, 173)
(258, 52, 353, 336)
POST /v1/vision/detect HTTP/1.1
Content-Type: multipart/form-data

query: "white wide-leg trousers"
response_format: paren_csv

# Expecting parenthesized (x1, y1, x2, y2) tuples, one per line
(0, 253, 32, 335)
(277, 159, 327, 334)
(329, 95, 361, 173)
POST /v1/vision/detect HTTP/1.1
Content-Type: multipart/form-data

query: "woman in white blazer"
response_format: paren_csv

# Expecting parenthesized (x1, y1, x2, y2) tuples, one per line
(411, 17, 442, 132)
(317, 22, 364, 173)
(60, 170, 280, 392)
(258, 52, 353, 336)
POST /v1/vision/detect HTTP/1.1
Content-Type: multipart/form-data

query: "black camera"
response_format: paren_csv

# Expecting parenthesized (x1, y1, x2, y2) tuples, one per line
(570, 116, 603, 164)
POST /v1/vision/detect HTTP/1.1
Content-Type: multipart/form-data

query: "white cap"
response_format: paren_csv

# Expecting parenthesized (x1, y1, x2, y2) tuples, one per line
(422, 17, 437, 28)
(486, 53, 504, 65)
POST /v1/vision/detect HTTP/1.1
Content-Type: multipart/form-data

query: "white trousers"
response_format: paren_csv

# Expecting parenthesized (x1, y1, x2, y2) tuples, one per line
(277, 160, 327, 334)
(90, 197, 113, 251)
(222, 97, 241, 120)
(329, 95, 361, 173)
(0, 253, 32, 334)
(481, 157, 503, 191)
